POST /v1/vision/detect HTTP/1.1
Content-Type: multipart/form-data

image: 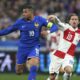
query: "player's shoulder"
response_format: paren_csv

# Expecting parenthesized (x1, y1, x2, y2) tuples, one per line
(63, 23, 72, 30)
(15, 18, 24, 22)
(65, 23, 71, 27)
(35, 16, 43, 19)
(15, 18, 27, 25)
(35, 16, 46, 21)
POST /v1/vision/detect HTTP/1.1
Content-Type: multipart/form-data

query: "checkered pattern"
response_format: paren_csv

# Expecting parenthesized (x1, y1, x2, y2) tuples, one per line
(47, 30, 61, 50)
(54, 23, 80, 59)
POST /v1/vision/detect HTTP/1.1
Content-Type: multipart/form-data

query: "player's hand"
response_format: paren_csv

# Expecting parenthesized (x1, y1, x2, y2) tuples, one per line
(47, 15, 58, 23)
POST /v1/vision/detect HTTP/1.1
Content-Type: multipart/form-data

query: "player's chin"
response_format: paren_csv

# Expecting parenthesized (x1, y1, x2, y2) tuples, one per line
(72, 25, 77, 28)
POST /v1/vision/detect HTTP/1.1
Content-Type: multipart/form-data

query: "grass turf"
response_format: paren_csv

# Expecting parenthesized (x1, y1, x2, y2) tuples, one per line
(0, 73, 80, 80)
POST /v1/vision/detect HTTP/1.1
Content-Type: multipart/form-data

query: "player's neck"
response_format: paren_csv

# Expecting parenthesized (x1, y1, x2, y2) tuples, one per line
(31, 15, 35, 21)
(26, 15, 35, 21)
(72, 26, 78, 29)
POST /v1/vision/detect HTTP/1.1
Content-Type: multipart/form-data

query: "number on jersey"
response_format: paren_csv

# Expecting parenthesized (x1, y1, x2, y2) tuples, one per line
(29, 30, 34, 37)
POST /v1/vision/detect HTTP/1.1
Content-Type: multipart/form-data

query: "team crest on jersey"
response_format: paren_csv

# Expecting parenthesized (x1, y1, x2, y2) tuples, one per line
(34, 22, 39, 28)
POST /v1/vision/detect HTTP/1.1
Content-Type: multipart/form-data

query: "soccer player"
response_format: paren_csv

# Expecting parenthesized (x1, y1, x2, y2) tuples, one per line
(0, 5, 58, 80)
(47, 13, 80, 80)
(46, 30, 61, 80)
(41, 15, 61, 80)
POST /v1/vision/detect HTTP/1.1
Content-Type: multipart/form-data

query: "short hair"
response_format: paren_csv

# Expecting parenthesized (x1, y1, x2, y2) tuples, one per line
(65, 13, 80, 23)
(23, 5, 35, 10)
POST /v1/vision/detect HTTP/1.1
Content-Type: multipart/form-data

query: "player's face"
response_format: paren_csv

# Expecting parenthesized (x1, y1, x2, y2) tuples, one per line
(69, 15, 79, 28)
(23, 9, 32, 19)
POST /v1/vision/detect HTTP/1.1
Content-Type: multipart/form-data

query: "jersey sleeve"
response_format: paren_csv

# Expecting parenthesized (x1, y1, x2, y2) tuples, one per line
(55, 16, 69, 31)
(41, 17, 58, 32)
(41, 17, 48, 26)
(0, 19, 21, 36)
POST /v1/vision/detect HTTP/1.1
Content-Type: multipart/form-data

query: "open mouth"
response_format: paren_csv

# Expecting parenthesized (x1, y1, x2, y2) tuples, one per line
(73, 22, 76, 25)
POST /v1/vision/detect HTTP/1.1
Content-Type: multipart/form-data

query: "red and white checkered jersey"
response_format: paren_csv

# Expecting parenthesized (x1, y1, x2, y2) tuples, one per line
(47, 30, 61, 50)
(54, 21, 80, 59)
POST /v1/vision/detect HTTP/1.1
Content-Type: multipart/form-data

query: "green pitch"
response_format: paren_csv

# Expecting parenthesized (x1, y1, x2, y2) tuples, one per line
(0, 73, 80, 80)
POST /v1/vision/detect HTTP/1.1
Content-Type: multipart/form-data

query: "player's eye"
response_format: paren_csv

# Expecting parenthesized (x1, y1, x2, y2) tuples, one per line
(71, 19, 74, 20)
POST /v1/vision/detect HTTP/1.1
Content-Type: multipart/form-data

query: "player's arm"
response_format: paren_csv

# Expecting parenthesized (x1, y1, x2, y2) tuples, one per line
(41, 24, 58, 37)
(41, 17, 58, 36)
(0, 19, 20, 36)
(41, 17, 58, 33)
(47, 22, 58, 33)
(48, 15, 69, 31)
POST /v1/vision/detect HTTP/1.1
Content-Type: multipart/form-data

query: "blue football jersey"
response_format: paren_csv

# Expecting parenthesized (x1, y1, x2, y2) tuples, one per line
(0, 16, 58, 48)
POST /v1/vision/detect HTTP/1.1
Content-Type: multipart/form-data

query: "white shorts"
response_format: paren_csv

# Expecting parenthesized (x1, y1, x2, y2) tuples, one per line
(62, 54, 74, 70)
(49, 51, 74, 74)
(49, 51, 64, 74)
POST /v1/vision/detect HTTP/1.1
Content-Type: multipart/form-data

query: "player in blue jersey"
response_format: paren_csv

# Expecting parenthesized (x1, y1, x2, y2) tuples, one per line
(0, 5, 58, 80)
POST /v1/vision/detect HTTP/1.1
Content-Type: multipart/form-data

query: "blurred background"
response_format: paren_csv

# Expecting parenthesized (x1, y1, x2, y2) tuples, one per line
(0, 0, 80, 80)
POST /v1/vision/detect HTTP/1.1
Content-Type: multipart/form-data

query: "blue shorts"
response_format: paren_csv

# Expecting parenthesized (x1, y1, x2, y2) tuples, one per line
(16, 45, 40, 64)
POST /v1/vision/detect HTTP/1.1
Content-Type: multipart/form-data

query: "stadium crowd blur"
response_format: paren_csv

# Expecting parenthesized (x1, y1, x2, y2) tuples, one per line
(0, 0, 80, 40)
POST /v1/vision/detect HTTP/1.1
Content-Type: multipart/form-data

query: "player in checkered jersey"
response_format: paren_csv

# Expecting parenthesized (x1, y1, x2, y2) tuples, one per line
(47, 13, 80, 80)
(46, 30, 61, 80)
